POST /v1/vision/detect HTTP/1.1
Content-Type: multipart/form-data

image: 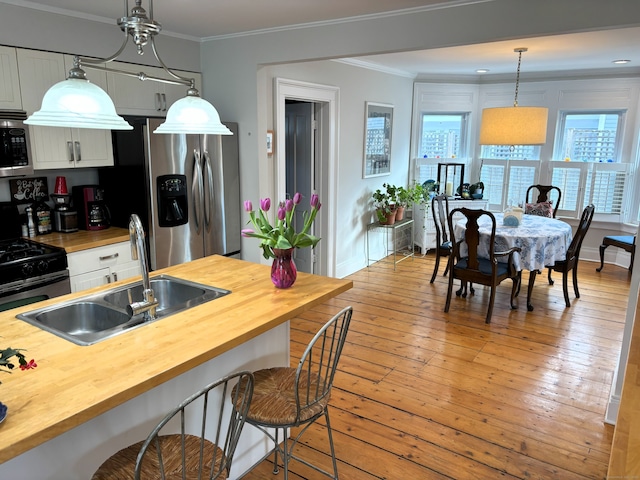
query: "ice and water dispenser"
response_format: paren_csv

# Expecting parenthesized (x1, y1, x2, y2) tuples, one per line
(157, 175, 188, 227)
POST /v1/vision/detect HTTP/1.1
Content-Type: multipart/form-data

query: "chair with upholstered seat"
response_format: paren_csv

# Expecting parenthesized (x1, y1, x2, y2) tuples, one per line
(92, 371, 254, 480)
(596, 230, 636, 274)
(430, 194, 452, 283)
(444, 208, 521, 324)
(547, 204, 595, 307)
(233, 306, 353, 480)
(525, 184, 562, 218)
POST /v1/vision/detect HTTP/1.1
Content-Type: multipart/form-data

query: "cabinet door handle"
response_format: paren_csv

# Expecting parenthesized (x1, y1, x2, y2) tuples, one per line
(105, 274, 112, 284)
(74, 141, 81, 162)
(155, 92, 162, 111)
(99, 253, 119, 261)
(161, 93, 167, 111)
(112, 272, 118, 282)
(67, 141, 74, 162)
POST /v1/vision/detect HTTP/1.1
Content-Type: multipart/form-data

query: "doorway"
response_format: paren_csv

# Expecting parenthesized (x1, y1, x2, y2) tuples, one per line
(285, 100, 315, 274)
(274, 78, 339, 278)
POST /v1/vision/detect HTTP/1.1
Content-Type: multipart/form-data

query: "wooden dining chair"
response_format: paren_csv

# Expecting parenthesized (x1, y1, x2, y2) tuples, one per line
(596, 229, 636, 274)
(430, 194, 452, 283)
(92, 371, 254, 480)
(547, 204, 595, 307)
(525, 184, 562, 218)
(232, 306, 353, 480)
(444, 208, 521, 324)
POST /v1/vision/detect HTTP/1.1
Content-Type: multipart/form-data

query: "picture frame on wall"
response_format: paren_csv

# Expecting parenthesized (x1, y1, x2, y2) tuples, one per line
(363, 102, 393, 178)
(267, 130, 274, 156)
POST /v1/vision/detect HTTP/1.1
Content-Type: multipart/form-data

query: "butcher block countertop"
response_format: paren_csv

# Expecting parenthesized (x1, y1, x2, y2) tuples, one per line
(30, 227, 130, 252)
(608, 287, 640, 477)
(0, 255, 352, 463)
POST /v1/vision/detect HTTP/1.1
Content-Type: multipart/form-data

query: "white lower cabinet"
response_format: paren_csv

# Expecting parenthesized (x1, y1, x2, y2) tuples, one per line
(67, 242, 140, 293)
(414, 199, 489, 253)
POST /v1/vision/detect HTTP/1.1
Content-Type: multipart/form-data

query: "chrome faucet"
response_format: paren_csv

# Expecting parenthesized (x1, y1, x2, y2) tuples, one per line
(127, 214, 158, 320)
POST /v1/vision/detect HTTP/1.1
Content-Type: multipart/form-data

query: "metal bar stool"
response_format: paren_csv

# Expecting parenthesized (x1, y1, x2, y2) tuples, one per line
(92, 371, 254, 480)
(233, 306, 353, 479)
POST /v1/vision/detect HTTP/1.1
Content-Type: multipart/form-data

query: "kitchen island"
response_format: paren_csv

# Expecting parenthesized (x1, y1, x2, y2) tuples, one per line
(0, 255, 352, 478)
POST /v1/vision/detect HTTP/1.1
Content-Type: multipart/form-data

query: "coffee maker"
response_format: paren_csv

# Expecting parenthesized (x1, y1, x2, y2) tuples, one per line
(50, 176, 77, 233)
(50, 194, 78, 233)
(72, 185, 110, 230)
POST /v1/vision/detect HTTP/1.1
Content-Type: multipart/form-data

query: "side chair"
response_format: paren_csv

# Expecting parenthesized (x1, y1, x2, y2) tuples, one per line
(596, 229, 636, 274)
(92, 370, 254, 480)
(444, 208, 521, 324)
(525, 184, 562, 218)
(233, 306, 353, 479)
(430, 194, 451, 283)
(547, 204, 595, 307)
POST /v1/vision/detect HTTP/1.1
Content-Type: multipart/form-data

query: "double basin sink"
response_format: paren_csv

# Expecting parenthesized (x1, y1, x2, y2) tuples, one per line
(17, 275, 230, 346)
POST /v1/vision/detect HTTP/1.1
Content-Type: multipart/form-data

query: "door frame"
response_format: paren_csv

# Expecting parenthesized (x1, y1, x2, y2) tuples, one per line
(274, 78, 340, 277)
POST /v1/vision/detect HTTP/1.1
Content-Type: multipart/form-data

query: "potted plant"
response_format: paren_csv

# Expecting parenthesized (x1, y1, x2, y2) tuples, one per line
(395, 186, 411, 221)
(372, 183, 399, 225)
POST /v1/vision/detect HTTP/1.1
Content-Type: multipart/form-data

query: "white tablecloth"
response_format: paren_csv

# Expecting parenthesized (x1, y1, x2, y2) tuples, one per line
(454, 212, 573, 271)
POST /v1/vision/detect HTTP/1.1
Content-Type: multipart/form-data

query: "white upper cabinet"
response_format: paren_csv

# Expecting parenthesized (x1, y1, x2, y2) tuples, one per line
(16, 50, 113, 169)
(106, 61, 201, 116)
(0, 46, 22, 110)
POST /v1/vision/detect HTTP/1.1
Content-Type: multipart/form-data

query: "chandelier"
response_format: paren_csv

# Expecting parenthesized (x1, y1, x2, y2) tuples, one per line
(479, 48, 547, 146)
(25, 0, 232, 135)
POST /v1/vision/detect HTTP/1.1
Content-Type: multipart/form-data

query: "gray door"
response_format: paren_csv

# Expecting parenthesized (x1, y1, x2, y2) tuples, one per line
(285, 101, 315, 274)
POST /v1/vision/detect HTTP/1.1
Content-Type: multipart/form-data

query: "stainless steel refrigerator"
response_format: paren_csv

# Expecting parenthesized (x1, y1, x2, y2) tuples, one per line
(99, 116, 241, 270)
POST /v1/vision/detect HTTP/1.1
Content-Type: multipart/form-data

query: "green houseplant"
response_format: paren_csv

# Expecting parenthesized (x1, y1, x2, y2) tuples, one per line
(372, 183, 398, 224)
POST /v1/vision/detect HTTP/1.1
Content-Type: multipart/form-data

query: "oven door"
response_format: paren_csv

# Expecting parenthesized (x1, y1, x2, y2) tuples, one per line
(0, 271, 71, 312)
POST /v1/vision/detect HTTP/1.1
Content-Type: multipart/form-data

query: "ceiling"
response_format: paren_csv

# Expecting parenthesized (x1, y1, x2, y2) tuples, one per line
(4, 0, 640, 78)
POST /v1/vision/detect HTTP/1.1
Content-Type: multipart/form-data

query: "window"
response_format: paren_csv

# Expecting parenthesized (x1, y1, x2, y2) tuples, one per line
(557, 112, 623, 163)
(551, 111, 627, 217)
(479, 160, 539, 210)
(418, 113, 468, 159)
(480, 145, 541, 161)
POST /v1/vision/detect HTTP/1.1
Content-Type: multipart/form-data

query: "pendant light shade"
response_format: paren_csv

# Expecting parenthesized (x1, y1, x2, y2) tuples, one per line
(154, 94, 233, 135)
(479, 48, 548, 146)
(25, 77, 133, 130)
(479, 106, 548, 145)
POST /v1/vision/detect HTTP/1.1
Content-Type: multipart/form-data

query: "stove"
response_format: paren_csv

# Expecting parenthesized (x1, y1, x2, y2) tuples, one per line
(0, 202, 70, 310)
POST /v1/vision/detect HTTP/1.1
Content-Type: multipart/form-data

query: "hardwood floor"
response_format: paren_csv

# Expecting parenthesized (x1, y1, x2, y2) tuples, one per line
(241, 254, 631, 479)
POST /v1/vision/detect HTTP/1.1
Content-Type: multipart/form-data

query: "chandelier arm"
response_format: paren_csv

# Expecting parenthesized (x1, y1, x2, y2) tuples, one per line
(78, 28, 131, 66)
(149, 36, 196, 90)
(81, 62, 192, 87)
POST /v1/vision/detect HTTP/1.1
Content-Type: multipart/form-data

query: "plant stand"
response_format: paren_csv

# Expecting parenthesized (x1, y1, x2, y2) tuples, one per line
(366, 218, 414, 270)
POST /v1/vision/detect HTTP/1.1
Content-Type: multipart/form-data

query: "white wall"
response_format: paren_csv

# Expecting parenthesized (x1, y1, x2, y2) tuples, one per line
(200, 0, 640, 273)
(263, 60, 414, 277)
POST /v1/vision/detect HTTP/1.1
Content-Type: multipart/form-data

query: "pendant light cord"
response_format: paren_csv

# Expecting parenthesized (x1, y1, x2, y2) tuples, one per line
(513, 47, 527, 107)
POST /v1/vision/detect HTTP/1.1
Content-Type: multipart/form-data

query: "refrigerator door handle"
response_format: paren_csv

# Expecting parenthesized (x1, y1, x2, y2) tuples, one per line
(203, 149, 214, 233)
(193, 148, 204, 234)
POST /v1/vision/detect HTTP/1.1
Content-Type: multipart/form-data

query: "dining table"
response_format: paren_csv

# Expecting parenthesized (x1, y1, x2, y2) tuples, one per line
(454, 212, 573, 311)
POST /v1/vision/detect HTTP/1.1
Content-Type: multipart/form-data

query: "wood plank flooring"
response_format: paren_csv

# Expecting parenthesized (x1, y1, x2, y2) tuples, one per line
(240, 254, 631, 479)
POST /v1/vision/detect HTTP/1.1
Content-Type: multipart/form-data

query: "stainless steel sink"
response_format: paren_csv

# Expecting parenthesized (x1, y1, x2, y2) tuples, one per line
(17, 275, 230, 346)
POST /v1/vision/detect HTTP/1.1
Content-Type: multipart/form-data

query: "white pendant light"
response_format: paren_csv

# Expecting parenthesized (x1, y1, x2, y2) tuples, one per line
(26, 0, 231, 136)
(479, 48, 548, 146)
(154, 89, 233, 135)
(25, 67, 132, 130)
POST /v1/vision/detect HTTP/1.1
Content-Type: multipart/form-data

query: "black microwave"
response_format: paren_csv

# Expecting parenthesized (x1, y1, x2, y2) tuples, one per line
(0, 111, 34, 178)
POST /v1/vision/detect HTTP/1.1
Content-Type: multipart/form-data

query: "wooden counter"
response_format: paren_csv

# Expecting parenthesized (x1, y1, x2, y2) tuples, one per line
(29, 227, 130, 252)
(0, 255, 352, 464)
(608, 287, 640, 477)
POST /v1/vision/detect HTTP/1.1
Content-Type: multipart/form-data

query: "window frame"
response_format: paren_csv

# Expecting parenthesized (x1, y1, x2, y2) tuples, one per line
(417, 112, 470, 161)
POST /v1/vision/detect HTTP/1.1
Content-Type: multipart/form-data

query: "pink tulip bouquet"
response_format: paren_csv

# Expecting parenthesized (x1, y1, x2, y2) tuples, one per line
(243, 192, 321, 259)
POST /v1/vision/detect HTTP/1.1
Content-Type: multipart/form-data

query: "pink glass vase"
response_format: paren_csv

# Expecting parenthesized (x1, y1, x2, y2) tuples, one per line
(271, 248, 297, 288)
